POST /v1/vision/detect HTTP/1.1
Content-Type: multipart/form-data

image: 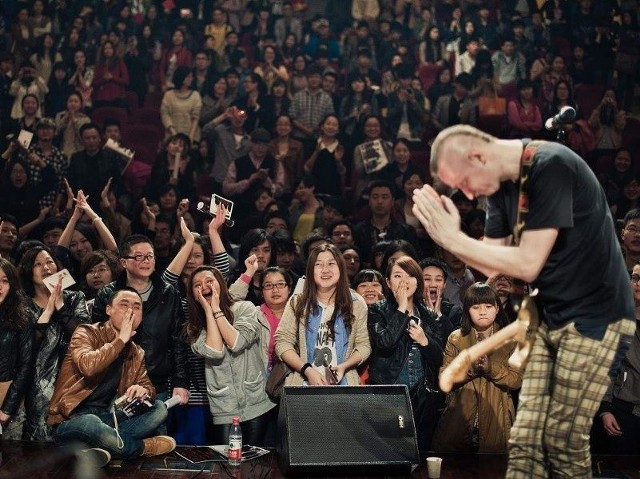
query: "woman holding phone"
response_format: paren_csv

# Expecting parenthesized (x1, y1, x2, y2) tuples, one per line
(275, 243, 370, 386)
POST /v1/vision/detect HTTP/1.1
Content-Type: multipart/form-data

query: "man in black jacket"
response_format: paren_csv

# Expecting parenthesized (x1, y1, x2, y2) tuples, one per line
(354, 180, 418, 265)
(91, 235, 189, 410)
(67, 123, 125, 213)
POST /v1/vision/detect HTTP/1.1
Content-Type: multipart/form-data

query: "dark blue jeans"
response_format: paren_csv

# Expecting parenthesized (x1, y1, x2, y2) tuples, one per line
(53, 400, 167, 460)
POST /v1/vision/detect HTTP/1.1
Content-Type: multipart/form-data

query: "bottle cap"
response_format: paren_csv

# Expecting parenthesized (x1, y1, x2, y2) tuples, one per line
(232, 416, 240, 424)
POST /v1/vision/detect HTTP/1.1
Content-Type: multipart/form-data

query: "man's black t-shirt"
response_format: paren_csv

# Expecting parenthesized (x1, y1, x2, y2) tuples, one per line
(485, 141, 634, 339)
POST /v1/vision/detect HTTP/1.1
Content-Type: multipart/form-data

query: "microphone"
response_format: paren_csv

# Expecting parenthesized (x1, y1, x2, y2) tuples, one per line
(196, 201, 235, 227)
(545, 106, 576, 130)
(164, 395, 182, 409)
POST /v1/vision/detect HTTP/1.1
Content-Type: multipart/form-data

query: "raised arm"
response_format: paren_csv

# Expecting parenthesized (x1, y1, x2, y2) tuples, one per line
(413, 185, 558, 282)
(165, 217, 195, 277)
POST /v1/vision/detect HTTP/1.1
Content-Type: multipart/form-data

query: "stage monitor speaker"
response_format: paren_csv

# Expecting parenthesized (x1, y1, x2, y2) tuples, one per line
(277, 385, 419, 476)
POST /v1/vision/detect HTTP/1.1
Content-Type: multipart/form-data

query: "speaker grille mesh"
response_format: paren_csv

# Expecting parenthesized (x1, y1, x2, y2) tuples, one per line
(282, 386, 418, 466)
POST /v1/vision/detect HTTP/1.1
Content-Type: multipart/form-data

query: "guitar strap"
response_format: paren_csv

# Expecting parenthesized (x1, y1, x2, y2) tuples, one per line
(511, 139, 543, 305)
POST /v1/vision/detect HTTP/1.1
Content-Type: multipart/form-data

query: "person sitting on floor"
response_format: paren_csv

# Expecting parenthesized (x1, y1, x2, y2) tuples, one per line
(48, 288, 176, 467)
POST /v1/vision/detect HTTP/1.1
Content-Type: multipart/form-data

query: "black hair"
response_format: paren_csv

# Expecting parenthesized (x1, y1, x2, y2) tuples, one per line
(236, 229, 276, 272)
(624, 208, 640, 226)
(263, 210, 291, 231)
(108, 286, 142, 305)
(0, 213, 19, 228)
(368, 179, 395, 198)
(301, 232, 331, 260)
(172, 65, 192, 90)
(380, 240, 419, 277)
(119, 234, 154, 257)
(352, 268, 383, 287)
(272, 229, 297, 253)
(419, 257, 449, 282)
(80, 122, 101, 137)
(102, 118, 121, 132)
(459, 282, 509, 336)
(18, 245, 61, 297)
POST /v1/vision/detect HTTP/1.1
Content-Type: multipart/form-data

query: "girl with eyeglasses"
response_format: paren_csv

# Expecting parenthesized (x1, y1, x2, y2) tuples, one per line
(275, 243, 371, 387)
(228, 259, 293, 448)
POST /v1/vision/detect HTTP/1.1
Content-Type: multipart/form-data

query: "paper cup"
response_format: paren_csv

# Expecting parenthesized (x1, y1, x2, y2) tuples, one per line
(426, 456, 443, 478)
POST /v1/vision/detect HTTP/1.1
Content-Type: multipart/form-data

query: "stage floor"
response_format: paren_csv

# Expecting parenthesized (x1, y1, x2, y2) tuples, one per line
(1, 440, 639, 478)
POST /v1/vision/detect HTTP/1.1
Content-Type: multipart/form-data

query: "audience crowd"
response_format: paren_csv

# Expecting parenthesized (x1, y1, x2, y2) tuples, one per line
(0, 0, 639, 463)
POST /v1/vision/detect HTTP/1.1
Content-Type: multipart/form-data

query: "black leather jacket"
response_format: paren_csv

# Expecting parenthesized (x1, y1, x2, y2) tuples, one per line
(91, 272, 189, 393)
(0, 318, 35, 416)
(367, 299, 443, 387)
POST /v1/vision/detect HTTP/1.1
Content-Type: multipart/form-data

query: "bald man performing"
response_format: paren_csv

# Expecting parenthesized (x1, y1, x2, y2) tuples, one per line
(413, 125, 635, 478)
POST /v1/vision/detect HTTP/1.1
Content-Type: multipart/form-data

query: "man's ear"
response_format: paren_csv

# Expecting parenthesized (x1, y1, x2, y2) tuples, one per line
(105, 304, 112, 318)
(468, 148, 486, 165)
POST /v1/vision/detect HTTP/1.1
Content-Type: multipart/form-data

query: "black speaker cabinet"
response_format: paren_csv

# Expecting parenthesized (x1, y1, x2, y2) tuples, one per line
(277, 385, 420, 476)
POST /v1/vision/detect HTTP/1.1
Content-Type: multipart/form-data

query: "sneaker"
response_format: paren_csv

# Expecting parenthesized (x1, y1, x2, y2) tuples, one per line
(79, 448, 111, 468)
(141, 435, 177, 457)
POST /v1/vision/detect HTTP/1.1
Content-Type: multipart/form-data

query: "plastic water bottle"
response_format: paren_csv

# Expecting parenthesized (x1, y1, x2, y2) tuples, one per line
(228, 417, 242, 466)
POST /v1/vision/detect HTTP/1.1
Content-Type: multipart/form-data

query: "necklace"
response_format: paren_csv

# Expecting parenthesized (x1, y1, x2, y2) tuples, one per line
(138, 282, 153, 296)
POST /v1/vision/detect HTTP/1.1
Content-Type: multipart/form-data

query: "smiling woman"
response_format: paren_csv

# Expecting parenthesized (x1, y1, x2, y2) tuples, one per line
(15, 245, 89, 440)
(367, 255, 443, 455)
(275, 243, 371, 389)
(185, 265, 275, 447)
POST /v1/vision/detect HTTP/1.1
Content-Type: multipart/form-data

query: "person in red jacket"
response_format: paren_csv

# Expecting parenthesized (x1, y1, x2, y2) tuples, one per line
(93, 41, 130, 109)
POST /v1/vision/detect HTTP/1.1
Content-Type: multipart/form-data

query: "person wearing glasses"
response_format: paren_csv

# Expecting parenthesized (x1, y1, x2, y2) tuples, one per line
(78, 250, 121, 301)
(91, 234, 190, 416)
(229, 261, 292, 447)
(621, 209, 640, 274)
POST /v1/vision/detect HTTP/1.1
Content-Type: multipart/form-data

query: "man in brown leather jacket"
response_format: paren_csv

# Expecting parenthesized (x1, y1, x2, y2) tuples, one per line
(48, 288, 176, 467)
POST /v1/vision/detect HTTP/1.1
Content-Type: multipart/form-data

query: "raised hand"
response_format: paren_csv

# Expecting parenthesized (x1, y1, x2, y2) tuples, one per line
(100, 177, 113, 210)
(179, 216, 194, 244)
(244, 254, 259, 277)
(177, 198, 189, 218)
(412, 185, 462, 247)
(393, 279, 409, 312)
(208, 203, 227, 233)
(118, 307, 137, 343)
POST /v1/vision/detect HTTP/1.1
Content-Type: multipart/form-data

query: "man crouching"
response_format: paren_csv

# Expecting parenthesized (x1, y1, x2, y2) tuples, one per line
(48, 287, 176, 467)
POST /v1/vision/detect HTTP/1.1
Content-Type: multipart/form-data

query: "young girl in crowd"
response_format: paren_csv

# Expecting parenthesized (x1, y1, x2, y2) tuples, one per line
(352, 269, 384, 306)
(433, 282, 522, 453)
(368, 255, 443, 454)
(186, 264, 275, 446)
(275, 243, 370, 387)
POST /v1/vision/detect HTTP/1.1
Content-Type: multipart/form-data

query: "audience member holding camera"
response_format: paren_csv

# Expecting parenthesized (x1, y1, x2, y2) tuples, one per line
(48, 288, 175, 468)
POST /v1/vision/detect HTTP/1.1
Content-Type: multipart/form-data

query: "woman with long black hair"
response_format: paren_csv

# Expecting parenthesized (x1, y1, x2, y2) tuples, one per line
(0, 258, 35, 439)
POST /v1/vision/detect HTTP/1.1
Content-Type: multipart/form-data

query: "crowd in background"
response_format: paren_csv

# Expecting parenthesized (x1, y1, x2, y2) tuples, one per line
(0, 0, 639, 460)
